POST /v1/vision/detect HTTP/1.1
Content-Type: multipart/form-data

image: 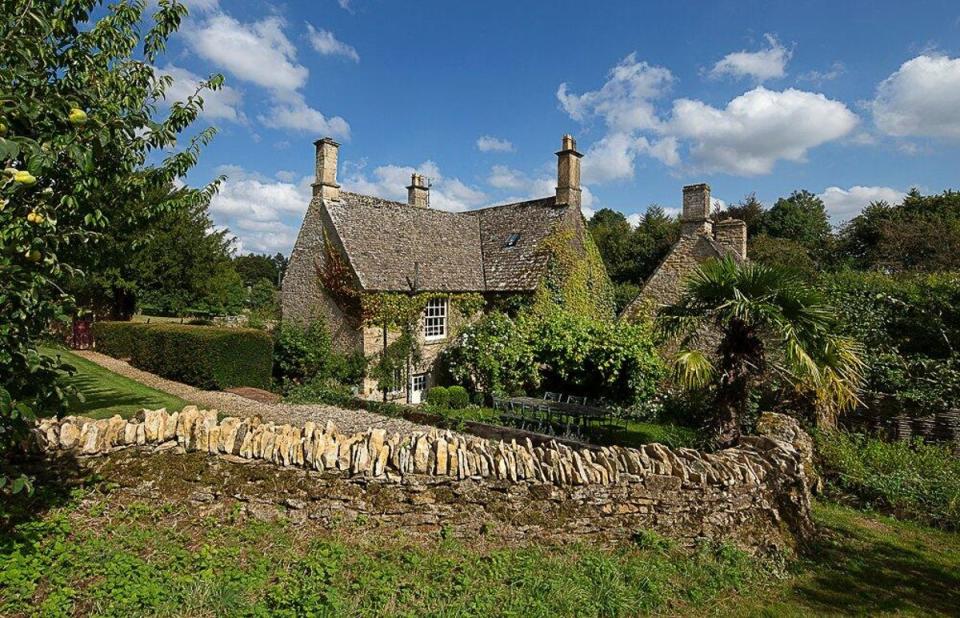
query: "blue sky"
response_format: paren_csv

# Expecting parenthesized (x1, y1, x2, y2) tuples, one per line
(157, 0, 960, 254)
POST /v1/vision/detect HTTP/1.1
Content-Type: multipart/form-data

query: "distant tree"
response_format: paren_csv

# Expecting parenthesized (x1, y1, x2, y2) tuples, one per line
(272, 252, 289, 284)
(248, 278, 279, 315)
(836, 189, 960, 272)
(658, 257, 864, 447)
(202, 262, 246, 314)
(631, 207, 680, 281)
(587, 208, 633, 283)
(234, 253, 279, 288)
(714, 193, 766, 237)
(763, 190, 831, 250)
(588, 205, 679, 290)
(749, 234, 818, 280)
(131, 200, 238, 315)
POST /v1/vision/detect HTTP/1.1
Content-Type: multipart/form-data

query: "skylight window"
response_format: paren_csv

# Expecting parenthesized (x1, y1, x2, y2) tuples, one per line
(504, 233, 521, 248)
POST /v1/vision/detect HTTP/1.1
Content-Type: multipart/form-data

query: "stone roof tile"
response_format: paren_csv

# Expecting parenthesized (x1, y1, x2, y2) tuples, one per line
(324, 192, 572, 293)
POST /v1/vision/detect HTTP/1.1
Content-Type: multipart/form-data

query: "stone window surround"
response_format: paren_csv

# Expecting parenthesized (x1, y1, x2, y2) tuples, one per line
(423, 297, 448, 341)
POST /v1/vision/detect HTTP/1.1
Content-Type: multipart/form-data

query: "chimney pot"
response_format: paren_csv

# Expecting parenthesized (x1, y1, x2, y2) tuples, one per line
(407, 172, 430, 208)
(556, 134, 583, 209)
(313, 137, 340, 201)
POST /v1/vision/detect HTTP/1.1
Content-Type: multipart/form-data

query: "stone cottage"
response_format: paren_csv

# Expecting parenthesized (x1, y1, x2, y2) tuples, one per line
(282, 135, 603, 403)
(620, 183, 747, 321)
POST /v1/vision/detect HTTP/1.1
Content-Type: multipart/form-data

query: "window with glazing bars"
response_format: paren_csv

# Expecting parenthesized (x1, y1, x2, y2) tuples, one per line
(423, 297, 447, 340)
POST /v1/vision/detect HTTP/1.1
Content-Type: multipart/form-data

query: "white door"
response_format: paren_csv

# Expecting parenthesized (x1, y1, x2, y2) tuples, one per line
(410, 373, 427, 404)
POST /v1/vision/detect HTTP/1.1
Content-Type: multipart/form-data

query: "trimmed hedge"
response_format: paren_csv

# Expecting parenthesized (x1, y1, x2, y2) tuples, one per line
(91, 321, 141, 359)
(94, 321, 272, 390)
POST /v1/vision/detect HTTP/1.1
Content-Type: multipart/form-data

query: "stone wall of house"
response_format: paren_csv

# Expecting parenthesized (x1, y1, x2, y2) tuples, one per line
(281, 199, 363, 353)
(34, 408, 814, 552)
(621, 235, 724, 321)
(360, 302, 475, 402)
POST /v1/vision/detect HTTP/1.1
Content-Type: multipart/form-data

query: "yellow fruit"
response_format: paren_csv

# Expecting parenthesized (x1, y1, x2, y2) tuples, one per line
(25, 249, 42, 262)
(26, 212, 37, 223)
(0, 122, 7, 136)
(68, 108, 88, 125)
(14, 170, 36, 185)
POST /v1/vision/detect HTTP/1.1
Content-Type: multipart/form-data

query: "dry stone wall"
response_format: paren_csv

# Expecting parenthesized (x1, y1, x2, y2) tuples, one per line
(34, 407, 814, 552)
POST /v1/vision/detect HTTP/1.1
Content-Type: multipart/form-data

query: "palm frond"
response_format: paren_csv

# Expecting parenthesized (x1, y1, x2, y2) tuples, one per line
(672, 349, 716, 389)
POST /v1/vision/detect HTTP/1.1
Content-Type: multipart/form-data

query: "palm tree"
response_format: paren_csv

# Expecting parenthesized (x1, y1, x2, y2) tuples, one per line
(657, 256, 864, 447)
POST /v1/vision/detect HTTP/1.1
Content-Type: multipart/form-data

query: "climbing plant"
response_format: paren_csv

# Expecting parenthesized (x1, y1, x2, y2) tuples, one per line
(533, 227, 616, 321)
(316, 230, 362, 323)
(361, 291, 483, 397)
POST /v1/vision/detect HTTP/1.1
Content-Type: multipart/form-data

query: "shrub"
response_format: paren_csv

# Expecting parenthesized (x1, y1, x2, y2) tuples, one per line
(326, 351, 367, 386)
(447, 386, 470, 409)
(273, 320, 332, 387)
(824, 271, 960, 412)
(116, 323, 272, 390)
(92, 321, 142, 359)
(442, 309, 665, 406)
(425, 386, 449, 407)
(284, 378, 355, 406)
(816, 430, 960, 530)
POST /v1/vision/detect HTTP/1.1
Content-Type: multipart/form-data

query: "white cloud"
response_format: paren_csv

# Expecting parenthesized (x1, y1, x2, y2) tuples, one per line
(306, 24, 359, 62)
(557, 55, 855, 179)
(476, 135, 514, 152)
(259, 93, 350, 138)
(275, 170, 296, 182)
(709, 34, 791, 82)
(666, 87, 858, 175)
(208, 166, 312, 254)
(582, 133, 637, 182)
(797, 61, 846, 85)
(184, 14, 307, 94)
(557, 53, 672, 132)
(818, 185, 907, 223)
(872, 54, 960, 138)
(485, 165, 596, 210)
(185, 12, 349, 137)
(342, 161, 487, 212)
(488, 165, 528, 190)
(337, 0, 353, 11)
(156, 64, 244, 122)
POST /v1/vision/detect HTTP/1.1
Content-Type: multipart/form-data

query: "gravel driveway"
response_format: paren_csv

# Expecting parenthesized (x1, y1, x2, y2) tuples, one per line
(73, 350, 447, 436)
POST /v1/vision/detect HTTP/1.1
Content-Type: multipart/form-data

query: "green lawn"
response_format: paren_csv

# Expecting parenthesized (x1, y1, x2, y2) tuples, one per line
(2, 485, 957, 617)
(736, 501, 960, 616)
(41, 347, 190, 420)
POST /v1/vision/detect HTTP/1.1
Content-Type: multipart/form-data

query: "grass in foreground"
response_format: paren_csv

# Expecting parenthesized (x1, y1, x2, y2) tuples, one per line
(2, 477, 958, 618)
(0, 479, 763, 617)
(738, 501, 960, 616)
(41, 347, 189, 420)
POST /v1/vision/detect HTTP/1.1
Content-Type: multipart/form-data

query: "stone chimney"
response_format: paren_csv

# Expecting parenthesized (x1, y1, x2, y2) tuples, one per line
(715, 219, 748, 258)
(556, 134, 583, 209)
(407, 173, 430, 208)
(312, 137, 340, 201)
(680, 183, 713, 237)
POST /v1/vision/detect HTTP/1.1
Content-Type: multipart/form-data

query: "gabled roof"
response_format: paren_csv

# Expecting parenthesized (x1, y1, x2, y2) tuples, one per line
(323, 191, 573, 293)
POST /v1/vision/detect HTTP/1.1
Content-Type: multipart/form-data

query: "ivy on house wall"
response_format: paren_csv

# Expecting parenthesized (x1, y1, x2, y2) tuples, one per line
(533, 226, 616, 321)
(316, 229, 362, 324)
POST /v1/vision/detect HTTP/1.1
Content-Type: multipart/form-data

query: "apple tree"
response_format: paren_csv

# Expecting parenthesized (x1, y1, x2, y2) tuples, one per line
(0, 0, 222, 492)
